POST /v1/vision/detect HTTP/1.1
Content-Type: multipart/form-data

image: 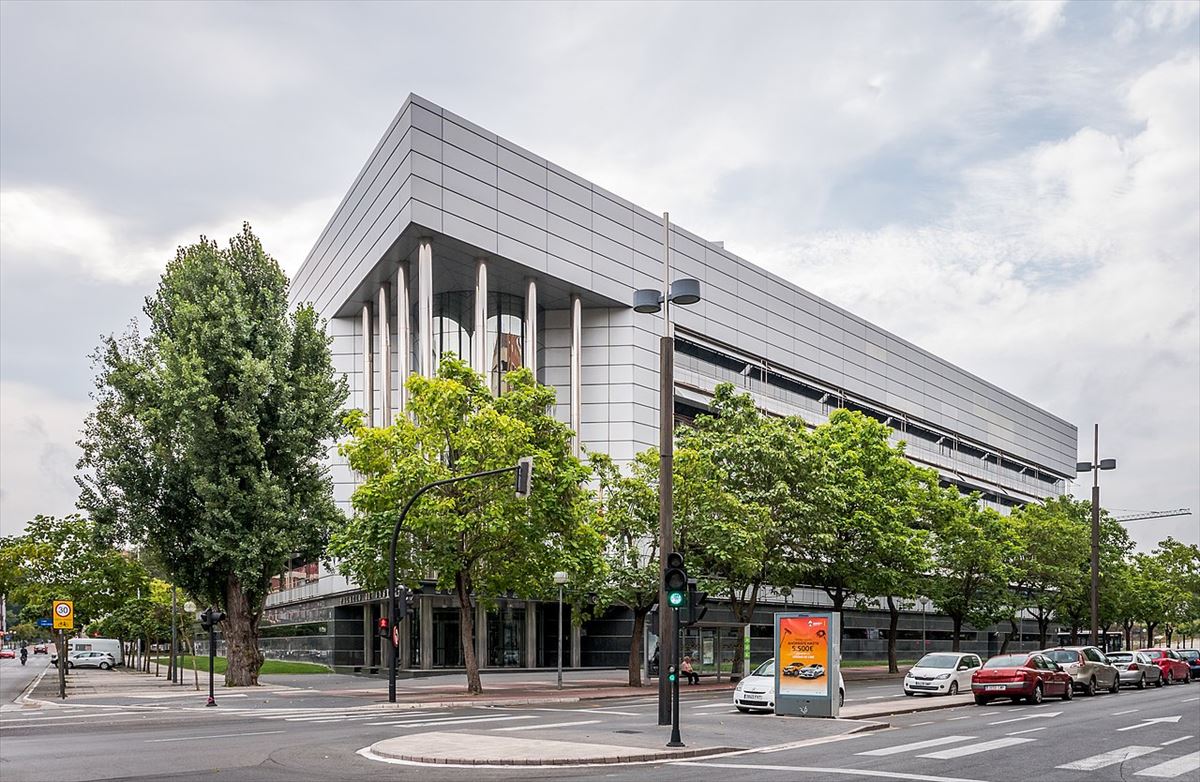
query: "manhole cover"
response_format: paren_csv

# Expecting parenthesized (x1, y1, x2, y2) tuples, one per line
(613, 730, 642, 734)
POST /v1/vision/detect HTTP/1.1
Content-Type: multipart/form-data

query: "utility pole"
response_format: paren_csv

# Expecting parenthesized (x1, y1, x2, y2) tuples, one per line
(657, 212, 675, 727)
(1076, 425, 1116, 652)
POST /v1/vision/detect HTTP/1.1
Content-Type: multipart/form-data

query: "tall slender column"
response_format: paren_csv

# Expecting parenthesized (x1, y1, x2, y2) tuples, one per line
(361, 302, 374, 425)
(524, 278, 538, 378)
(474, 259, 489, 378)
(378, 284, 391, 425)
(396, 264, 410, 411)
(418, 238, 434, 377)
(570, 294, 582, 457)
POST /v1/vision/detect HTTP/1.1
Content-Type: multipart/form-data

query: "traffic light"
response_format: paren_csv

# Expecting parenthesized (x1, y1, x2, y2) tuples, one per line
(667, 665, 677, 684)
(684, 578, 708, 627)
(664, 552, 687, 608)
(515, 456, 534, 498)
(199, 608, 226, 631)
(377, 616, 389, 638)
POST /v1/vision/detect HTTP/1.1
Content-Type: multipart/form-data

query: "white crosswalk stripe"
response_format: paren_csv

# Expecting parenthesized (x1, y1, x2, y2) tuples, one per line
(1133, 751, 1200, 778)
(857, 735, 975, 757)
(365, 714, 535, 728)
(918, 737, 1036, 759)
(1056, 746, 1160, 771)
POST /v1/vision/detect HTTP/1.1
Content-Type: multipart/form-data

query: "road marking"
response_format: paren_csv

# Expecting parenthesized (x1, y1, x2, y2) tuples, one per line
(1056, 745, 1160, 771)
(1113, 709, 1140, 716)
(1119, 716, 1183, 732)
(515, 706, 640, 716)
(491, 719, 601, 731)
(910, 721, 934, 726)
(146, 730, 284, 743)
(365, 714, 536, 728)
(676, 762, 983, 782)
(1181, 697, 1199, 703)
(1133, 751, 1200, 778)
(1006, 727, 1046, 736)
(945, 716, 972, 721)
(1161, 736, 1193, 746)
(988, 711, 1061, 726)
(918, 737, 1036, 759)
(694, 702, 732, 708)
(857, 735, 975, 757)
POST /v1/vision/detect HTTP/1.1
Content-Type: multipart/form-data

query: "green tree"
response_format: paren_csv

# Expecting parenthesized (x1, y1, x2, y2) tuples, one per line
(0, 514, 148, 629)
(329, 357, 599, 694)
(1007, 496, 1090, 648)
(1153, 538, 1200, 646)
(925, 488, 1015, 651)
(77, 225, 346, 686)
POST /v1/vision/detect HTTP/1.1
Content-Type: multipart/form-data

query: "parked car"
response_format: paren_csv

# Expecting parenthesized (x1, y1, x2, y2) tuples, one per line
(904, 652, 982, 697)
(971, 652, 1073, 705)
(734, 658, 846, 712)
(1177, 649, 1200, 681)
(1106, 651, 1164, 689)
(0, 649, 14, 659)
(33, 644, 48, 655)
(64, 651, 115, 670)
(1040, 646, 1120, 695)
(798, 664, 825, 679)
(1140, 648, 1193, 684)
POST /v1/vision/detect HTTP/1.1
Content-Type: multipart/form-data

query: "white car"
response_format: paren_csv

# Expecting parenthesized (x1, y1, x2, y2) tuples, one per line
(734, 658, 845, 712)
(63, 651, 116, 670)
(903, 652, 981, 696)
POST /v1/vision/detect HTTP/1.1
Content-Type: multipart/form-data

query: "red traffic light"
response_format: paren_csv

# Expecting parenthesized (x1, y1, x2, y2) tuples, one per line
(376, 617, 389, 637)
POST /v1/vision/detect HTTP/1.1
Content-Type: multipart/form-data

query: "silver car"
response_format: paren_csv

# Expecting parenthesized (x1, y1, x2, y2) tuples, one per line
(1106, 651, 1164, 689)
(1040, 646, 1120, 695)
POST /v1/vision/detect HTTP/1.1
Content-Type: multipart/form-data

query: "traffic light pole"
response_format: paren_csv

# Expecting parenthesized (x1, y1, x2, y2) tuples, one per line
(388, 463, 532, 703)
(206, 614, 216, 707)
(667, 606, 684, 747)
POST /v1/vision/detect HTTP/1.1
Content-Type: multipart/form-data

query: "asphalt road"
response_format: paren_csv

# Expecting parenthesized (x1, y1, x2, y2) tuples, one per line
(0, 655, 48, 704)
(2, 668, 1197, 781)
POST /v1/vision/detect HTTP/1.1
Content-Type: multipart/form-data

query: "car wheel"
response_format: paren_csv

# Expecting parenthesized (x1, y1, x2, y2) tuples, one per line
(1027, 684, 1043, 705)
(66, 662, 74, 669)
(1155, 673, 1165, 688)
(736, 706, 750, 713)
(1061, 683, 1073, 701)
(839, 689, 845, 708)
(1109, 675, 1120, 694)
(974, 695, 990, 706)
(1167, 671, 1174, 685)
(99, 662, 110, 670)
(904, 690, 914, 696)
(1084, 676, 1097, 696)
(1137, 674, 1146, 690)
(948, 682, 959, 696)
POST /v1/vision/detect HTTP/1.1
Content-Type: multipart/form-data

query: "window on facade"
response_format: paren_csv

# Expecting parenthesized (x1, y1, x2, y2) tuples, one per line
(488, 292, 525, 394)
(433, 291, 474, 367)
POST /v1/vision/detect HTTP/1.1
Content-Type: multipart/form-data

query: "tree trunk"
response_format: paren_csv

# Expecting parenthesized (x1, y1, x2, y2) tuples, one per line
(1037, 617, 1050, 649)
(223, 574, 264, 687)
(455, 569, 482, 695)
(1165, 625, 1174, 647)
(628, 608, 647, 687)
(999, 617, 1018, 655)
(886, 596, 900, 673)
(1123, 620, 1134, 652)
(951, 615, 963, 652)
(1147, 622, 1158, 648)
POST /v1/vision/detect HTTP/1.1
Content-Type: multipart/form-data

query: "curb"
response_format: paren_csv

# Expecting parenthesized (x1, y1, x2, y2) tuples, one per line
(369, 744, 744, 767)
(841, 696, 973, 720)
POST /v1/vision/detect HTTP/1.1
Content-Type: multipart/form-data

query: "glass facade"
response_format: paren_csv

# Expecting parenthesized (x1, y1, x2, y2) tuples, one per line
(488, 292, 524, 393)
(433, 291, 474, 366)
(487, 603, 526, 667)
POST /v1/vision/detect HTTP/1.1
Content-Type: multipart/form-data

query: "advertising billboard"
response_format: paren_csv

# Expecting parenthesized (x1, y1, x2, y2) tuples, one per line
(774, 611, 840, 717)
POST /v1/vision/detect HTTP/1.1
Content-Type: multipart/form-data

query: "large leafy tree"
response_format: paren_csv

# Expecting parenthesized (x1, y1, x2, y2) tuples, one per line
(329, 357, 599, 694)
(0, 514, 147, 629)
(925, 488, 1015, 651)
(77, 225, 346, 686)
(1007, 496, 1090, 648)
(1153, 538, 1200, 646)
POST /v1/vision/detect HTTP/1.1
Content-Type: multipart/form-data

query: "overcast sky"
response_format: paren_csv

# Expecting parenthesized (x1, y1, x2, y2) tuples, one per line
(1, 1, 1197, 550)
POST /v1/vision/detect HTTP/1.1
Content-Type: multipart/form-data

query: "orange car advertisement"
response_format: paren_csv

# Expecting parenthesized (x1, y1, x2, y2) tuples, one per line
(777, 615, 830, 696)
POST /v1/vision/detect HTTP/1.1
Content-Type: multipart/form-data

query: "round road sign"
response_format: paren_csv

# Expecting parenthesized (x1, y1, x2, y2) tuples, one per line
(55, 603, 71, 617)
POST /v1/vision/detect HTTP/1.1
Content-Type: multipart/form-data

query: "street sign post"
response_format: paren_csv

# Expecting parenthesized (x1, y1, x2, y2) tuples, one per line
(774, 611, 840, 718)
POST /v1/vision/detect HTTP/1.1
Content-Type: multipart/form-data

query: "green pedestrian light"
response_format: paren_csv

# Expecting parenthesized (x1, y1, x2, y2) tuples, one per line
(667, 591, 685, 607)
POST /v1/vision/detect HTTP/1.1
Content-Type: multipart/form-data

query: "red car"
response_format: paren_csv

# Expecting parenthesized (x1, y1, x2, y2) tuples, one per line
(0, 649, 14, 659)
(972, 652, 1074, 705)
(1140, 648, 1193, 684)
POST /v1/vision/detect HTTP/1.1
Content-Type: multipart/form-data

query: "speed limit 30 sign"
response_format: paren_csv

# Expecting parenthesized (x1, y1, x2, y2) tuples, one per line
(52, 600, 74, 630)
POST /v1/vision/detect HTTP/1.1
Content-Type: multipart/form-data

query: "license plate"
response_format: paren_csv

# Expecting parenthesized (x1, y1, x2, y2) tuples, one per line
(985, 684, 1007, 691)
(742, 695, 765, 702)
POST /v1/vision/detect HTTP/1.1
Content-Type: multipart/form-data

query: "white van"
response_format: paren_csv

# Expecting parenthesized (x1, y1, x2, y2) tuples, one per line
(67, 638, 124, 666)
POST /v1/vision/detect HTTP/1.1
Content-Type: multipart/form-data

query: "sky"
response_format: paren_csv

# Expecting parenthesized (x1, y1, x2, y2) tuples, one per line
(0, 1, 1197, 550)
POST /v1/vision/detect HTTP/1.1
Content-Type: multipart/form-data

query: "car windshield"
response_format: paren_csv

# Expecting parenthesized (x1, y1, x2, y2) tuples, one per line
(1043, 650, 1078, 663)
(751, 660, 775, 677)
(983, 655, 1029, 668)
(914, 654, 960, 669)
(1178, 650, 1200, 661)
(1142, 650, 1163, 659)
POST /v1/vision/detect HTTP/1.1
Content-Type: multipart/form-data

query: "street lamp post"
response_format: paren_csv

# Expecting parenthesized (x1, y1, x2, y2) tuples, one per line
(554, 571, 568, 690)
(634, 212, 702, 727)
(920, 598, 929, 652)
(1076, 423, 1116, 651)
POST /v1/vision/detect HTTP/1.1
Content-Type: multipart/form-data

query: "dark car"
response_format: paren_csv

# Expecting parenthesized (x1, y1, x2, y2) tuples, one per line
(972, 652, 1073, 705)
(33, 644, 48, 654)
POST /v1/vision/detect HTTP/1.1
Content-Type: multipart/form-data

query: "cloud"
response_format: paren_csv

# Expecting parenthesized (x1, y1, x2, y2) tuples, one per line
(992, 0, 1068, 41)
(0, 381, 90, 536)
(0, 188, 338, 283)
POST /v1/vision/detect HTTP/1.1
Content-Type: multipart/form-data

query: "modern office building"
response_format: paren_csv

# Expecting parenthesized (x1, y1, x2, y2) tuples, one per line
(265, 94, 1078, 673)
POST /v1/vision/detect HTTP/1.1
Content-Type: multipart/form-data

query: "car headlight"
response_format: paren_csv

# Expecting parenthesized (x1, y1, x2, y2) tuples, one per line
(935, 673, 951, 680)
(905, 672, 914, 678)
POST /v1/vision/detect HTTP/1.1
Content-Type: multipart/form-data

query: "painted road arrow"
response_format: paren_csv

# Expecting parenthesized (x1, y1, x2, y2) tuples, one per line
(1117, 715, 1182, 732)
(989, 711, 1063, 726)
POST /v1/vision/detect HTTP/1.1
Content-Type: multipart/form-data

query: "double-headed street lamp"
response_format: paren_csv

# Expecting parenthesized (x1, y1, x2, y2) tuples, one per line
(633, 211, 702, 727)
(1076, 423, 1116, 651)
